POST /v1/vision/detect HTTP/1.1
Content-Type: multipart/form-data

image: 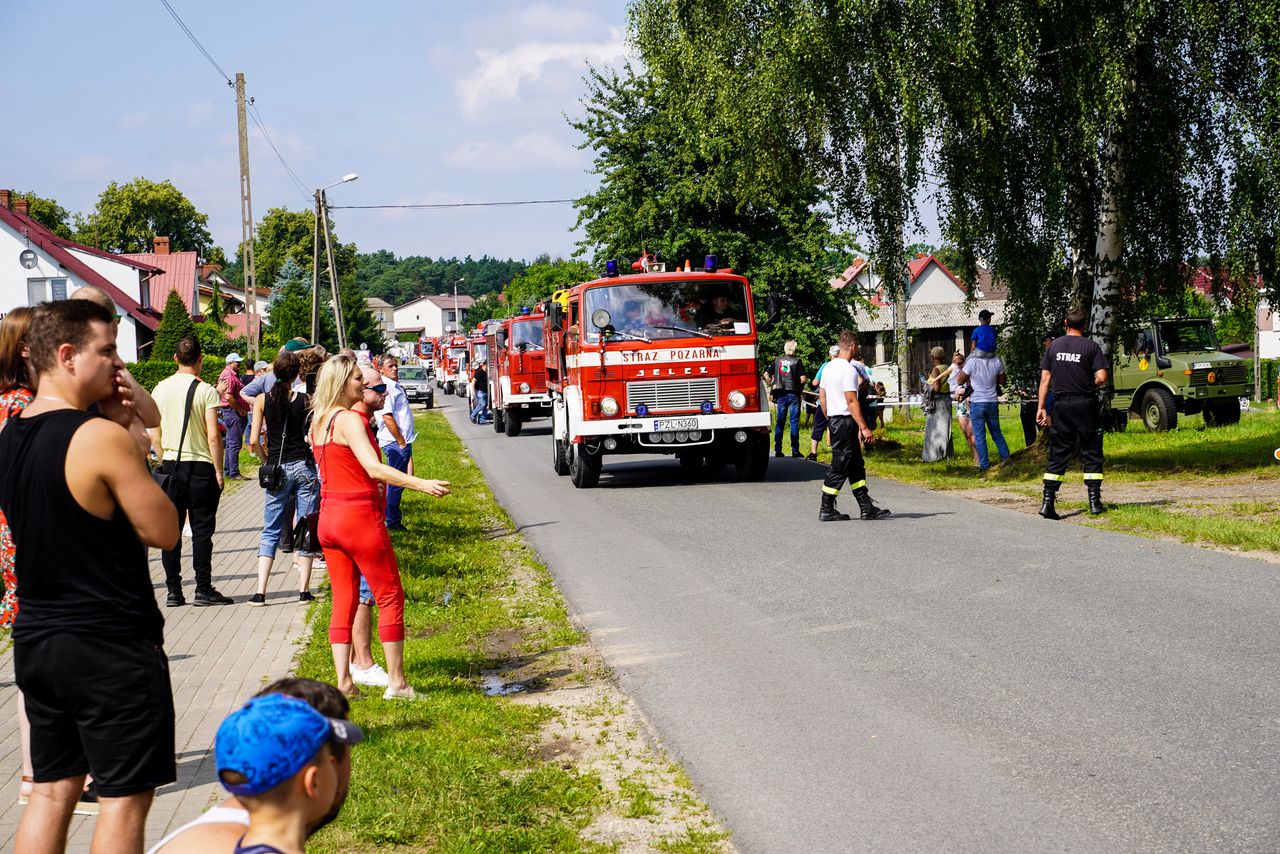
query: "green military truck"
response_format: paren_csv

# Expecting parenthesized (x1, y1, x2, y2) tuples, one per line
(1108, 317, 1253, 431)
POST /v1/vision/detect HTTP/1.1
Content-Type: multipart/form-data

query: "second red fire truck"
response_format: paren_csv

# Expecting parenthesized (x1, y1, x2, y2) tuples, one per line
(541, 255, 771, 488)
(484, 309, 552, 436)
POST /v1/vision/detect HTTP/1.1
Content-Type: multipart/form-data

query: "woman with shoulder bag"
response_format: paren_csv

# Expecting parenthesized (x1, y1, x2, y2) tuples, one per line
(248, 351, 318, 605)
(310, 355, 450, 699)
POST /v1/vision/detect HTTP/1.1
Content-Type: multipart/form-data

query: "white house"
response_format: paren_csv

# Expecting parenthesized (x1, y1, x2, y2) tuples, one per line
(393, 293, 476, 338)
(0, 190, 160, 361)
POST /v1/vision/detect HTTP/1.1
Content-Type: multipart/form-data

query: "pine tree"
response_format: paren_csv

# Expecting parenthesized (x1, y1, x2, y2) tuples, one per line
(151, 290, 196, 361)
(268, 258, 332, 344)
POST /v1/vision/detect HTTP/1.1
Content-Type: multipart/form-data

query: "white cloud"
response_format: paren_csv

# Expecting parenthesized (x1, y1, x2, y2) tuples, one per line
(454, 28, 628, 119)
(443, 133, 585, 173)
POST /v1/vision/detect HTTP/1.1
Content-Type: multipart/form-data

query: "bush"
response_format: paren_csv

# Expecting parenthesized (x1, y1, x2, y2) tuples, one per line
(128, 360, 222, 392)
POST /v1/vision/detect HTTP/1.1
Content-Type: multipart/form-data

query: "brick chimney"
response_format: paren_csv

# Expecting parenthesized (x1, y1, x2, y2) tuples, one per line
(13, 198, 28, 215)
(153, 235, 170, 255)
(0, 190, 10, 209)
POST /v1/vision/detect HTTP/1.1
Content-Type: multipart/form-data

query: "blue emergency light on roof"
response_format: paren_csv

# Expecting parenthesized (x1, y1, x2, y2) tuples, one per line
(704, 255, 717, 272)
(605, 260, 619, 277)
(521, 306, 531, 315)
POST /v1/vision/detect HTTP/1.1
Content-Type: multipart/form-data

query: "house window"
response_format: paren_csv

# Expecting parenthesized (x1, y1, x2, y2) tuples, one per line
(27, 278, 68, 305)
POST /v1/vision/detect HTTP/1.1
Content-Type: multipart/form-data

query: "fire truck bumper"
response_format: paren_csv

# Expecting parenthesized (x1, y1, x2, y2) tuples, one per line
(572, 410, 771, 440)
(506, 393, 552, 409)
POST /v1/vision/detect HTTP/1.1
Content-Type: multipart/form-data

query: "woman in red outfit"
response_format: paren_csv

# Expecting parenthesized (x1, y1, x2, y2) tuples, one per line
(310, 355, 449, 699)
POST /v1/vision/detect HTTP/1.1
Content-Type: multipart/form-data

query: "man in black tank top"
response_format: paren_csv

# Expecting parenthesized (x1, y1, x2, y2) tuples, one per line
(0, 300, 180, 852)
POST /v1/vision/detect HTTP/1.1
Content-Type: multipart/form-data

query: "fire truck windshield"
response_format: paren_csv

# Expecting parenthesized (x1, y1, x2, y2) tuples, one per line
(511, 320, 545, 349)
(448, 347, 466, 361)
(584, 280, 751, 342)
(472, 344, 489, 362)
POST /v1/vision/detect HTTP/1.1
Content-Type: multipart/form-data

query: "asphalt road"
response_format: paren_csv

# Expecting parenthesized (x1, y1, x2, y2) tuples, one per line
(439, 398, 1280, 853)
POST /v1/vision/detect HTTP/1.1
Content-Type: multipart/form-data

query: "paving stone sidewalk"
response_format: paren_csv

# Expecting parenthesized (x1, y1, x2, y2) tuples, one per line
(0, 476, 320, 851)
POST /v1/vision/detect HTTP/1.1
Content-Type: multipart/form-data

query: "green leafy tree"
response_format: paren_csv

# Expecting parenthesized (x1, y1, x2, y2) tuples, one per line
(570, 63, 859, 369)
(237, 207, 358, 293)
(267, 258, 330, 345)
(337, 281, 383, 353)
(467, 293, 503, 325)
(353, 250, 526, 305)
(504, 257, 594, 315)
(75, 178, 214, 257)
(151, 290, 196, 361)
(15, 191, 73, 239)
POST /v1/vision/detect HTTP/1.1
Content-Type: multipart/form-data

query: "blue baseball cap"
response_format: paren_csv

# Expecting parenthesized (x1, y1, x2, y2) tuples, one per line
(215, 694, 363, 796)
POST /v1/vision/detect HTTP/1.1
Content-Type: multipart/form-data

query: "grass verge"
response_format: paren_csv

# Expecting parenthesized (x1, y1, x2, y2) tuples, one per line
(780, 404, 1280, 555)
(298, 410, 729, 852)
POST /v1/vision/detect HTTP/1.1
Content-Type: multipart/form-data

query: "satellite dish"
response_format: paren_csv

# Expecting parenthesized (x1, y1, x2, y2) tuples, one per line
(19, 249, 37, 270)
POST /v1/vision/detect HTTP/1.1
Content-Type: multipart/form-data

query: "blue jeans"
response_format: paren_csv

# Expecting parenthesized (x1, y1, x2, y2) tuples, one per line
(969, 401, 1010, 470)
(471, 390, 489, 423)
(774, 393, 800, 453)
(222, 408, 246, 477)
(259, 459, 319, 557)
(382, 442, 412, 527)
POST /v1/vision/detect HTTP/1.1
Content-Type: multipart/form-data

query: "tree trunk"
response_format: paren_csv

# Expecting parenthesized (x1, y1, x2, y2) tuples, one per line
(1090, 134, 1124, 362)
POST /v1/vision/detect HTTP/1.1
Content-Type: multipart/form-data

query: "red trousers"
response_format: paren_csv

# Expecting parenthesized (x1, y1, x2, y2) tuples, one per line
(318, 492, 405, 644)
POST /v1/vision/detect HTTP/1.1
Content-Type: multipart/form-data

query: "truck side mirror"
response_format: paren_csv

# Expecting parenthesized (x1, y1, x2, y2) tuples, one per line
(496, 330, 508, 349)
(548, 303, 564, 332)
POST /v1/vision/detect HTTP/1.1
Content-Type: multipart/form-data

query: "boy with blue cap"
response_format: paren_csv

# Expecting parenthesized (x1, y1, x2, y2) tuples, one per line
(215, 694, 363, 854)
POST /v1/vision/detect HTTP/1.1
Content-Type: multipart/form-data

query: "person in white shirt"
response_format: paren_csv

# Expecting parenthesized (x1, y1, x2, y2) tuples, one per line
(376, 355, 417, 531)
(957, 346, 1010, 471)
(817, 331, 890, 521)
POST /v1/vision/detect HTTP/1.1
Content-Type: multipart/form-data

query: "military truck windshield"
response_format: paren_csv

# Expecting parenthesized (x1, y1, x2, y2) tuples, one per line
(400, 367, 425, 380)
(583, 280, 752, 342)
(512, 320, 544, 349)
(1157, 320, 1218, 353)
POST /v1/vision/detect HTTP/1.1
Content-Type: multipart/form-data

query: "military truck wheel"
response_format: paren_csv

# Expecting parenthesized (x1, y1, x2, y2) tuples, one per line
(735, 433, 770, 481)
(1141, 387, 1177, 431)
(1203, 399, 1241, 427)
(505, 410, 523, 437)
(492, 410, 505, 433)
(569, 442, 601, 488)
(551, 437, 570, 476)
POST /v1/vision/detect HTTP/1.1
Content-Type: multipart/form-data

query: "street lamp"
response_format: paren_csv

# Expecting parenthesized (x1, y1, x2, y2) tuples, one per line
(312, 173, 359, 347)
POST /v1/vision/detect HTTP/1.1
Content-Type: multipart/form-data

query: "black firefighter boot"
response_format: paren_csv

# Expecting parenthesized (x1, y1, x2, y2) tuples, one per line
(1038, 480, 1061, 520)
(1087, 480, 1106, 515)
(819, 491, 851, 522)
(852, 486, 890, 520)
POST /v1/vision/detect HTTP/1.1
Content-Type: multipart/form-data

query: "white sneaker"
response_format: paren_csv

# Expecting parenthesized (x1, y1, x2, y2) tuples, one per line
(351, 663, 390, 687)
(383, 684, 418, 701)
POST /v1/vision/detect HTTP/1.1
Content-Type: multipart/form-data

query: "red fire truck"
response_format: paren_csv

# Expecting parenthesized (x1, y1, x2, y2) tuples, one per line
(484, 310, 551, 437)
(462, 330, 490, 402)
(542, 256, 771, 488)
(437, 333, 468, 396)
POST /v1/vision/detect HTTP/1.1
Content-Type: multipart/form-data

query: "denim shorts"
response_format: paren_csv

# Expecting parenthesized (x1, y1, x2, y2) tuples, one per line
(259, 459, 320, 558)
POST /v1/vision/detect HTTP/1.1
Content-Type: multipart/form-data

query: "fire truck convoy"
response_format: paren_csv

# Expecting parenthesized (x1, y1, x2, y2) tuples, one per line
(541, 256, 772, 488)
(485, 310, 552, 437)
(435, 333, 468, 396)
(462, 331, 489, 402)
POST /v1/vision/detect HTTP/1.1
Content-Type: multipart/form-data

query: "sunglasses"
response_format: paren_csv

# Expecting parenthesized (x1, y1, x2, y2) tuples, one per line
(364, 383, 387, 393)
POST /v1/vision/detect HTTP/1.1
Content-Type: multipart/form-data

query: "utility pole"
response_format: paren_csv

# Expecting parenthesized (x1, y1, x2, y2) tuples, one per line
(319, 192, 347, 350)
(234, 73, 258, 360)
(311, 191, 322, 344)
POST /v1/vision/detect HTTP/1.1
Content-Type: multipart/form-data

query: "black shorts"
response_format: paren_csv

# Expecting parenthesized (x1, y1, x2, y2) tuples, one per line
(15, 634, 176, 797)
(811, 405, 829, 440)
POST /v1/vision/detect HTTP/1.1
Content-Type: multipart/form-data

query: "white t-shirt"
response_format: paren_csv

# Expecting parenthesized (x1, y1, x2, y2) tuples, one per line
(961, 352, 1006, 403)
(819, 358, 859, 418)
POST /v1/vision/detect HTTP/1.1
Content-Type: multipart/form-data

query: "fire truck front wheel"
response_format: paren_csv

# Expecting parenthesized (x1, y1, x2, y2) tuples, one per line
(444, 381, 455, 395)
(492, 409, 506, 432)
(504, 410, 523, 437)
(569, 442, 602, 488)
(735, 433, 770, 481)
(551, 437, 570, 476)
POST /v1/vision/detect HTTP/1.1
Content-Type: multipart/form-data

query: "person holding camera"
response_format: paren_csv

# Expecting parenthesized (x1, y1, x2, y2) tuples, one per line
(248, 350, 319, 605)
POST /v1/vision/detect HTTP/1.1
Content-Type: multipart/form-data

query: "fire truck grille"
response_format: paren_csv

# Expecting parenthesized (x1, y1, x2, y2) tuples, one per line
(1189, 363, 1246, 387)
(627, 378, 719, 413)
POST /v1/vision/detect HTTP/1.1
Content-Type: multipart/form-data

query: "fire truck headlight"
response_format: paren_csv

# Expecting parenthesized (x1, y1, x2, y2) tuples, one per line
(662, 432, 676, 443)
(600, 396, 620, 416)
(603, 437, 618, 450)
(519, 382, 531, 393)
(728, 390, 747, 410)
(734, 430, 748, 443)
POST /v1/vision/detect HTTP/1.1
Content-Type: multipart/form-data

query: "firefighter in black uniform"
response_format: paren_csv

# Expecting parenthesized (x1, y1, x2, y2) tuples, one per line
(818, 330, 890, 521)
(1036, 306, 1108, 519)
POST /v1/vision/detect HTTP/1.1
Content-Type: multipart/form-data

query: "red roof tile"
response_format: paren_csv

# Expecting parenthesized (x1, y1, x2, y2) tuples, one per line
(121, 250, 200, 314)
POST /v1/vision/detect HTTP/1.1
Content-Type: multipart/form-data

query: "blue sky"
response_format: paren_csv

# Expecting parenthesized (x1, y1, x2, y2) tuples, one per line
(4, 1, 632, 263)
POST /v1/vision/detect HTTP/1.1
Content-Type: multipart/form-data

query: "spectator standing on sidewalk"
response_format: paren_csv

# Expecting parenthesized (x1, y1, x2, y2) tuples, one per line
(957, 342, 1010, 472)
(0, 299, 180, 853)
(767, 340, 806, 458)
(220, 353, 249, 481)
(817, 330, 890, 521)
(922, 346, 955, 462)
(248, 351, 320, 605)
(151, 336, 234, 606)
(376, 355, 416, 532)
(347, 365, 392, 688)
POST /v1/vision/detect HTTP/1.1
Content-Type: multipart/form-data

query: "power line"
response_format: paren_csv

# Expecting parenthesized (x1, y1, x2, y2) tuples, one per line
(246, 103, 313, 202)
(158, 0, 232, 86)
(330, 199, 577, 210)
